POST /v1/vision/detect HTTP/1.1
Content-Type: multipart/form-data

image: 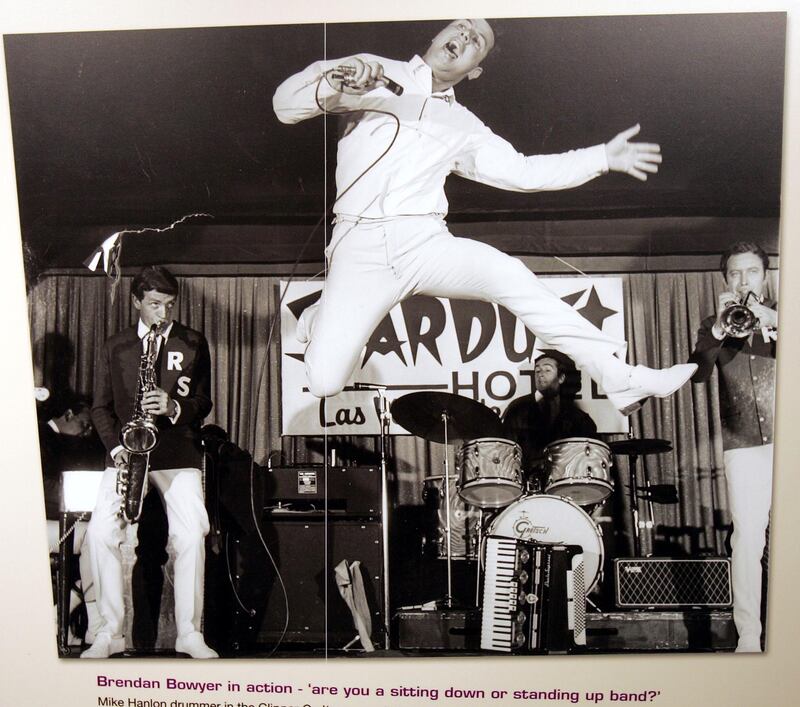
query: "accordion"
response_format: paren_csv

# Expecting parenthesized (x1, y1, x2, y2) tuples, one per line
(481, 536, 586, 653)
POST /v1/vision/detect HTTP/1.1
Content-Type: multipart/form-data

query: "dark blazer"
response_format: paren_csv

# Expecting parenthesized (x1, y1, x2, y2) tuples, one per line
(688, 300, 776, 451)
(502, 394, 598, 472)
(91, 321, 212, 470)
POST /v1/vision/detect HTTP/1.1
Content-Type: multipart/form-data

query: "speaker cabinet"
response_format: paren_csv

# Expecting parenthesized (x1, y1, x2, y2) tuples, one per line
(395, 609, 481, 650)
(255, 517, 384, 646)
(585, 610, 736, 651)
(614, 558, 732, 608)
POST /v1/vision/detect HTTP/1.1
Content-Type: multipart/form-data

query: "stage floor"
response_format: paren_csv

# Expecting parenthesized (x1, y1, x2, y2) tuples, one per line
(59, 609, 738, 658)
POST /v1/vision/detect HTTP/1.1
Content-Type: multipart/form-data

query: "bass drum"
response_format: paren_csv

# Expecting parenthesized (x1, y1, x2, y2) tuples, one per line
(486, 494, 604, 591)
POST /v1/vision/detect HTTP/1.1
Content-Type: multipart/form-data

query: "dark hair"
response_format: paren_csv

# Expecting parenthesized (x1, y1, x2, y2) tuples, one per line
(720, 242, 769, 277)
(131, 265, 179, 300)
(535, 350, 575, 377)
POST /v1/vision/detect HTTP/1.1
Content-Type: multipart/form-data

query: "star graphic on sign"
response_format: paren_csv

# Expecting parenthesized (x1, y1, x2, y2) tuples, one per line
(561, 289, 586, 308)
(285, 289, 323, 363)
(576, 286, 618, 330)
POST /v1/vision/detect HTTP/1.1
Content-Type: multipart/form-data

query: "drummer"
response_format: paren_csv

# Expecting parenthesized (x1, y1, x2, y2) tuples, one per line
(502, 351, 598, 490)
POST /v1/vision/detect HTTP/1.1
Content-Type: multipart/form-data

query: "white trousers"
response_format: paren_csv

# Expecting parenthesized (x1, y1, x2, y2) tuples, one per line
(305, 216, 631, 398)
(723, 444, 773, 647)
(86, 466, 210, 640)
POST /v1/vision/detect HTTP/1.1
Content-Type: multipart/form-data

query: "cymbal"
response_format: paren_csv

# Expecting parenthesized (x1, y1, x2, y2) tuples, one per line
(391, 391, 503, 444)
(609, 438, 673, 456)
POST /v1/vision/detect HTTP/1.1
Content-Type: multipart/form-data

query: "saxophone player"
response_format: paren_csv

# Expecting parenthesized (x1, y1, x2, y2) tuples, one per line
(689, 242, 778, 652)
(83, 266, 217, 658)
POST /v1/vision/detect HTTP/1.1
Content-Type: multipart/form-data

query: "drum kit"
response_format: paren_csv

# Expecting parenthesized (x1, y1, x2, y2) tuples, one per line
(390, 390, 674, 608)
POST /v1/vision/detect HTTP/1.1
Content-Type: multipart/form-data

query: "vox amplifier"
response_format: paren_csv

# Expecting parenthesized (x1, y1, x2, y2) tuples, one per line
(614, 558, 732, 608)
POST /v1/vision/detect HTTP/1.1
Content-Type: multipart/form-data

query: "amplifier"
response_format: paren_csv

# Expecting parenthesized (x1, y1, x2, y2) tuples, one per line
(264, 466, 381, 515)
(395, 609, 481, 650)
(585, 610, 736, 651)
(255, 518, 385, 646)
(614, 558, 732, 608)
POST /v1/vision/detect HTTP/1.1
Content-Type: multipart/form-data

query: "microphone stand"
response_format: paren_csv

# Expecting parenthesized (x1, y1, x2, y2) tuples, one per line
(375, 389, 392, 649)
(441, 410, 453, 609)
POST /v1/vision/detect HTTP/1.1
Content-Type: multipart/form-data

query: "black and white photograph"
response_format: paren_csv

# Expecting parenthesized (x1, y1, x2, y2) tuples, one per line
(1, 1, 797, 700)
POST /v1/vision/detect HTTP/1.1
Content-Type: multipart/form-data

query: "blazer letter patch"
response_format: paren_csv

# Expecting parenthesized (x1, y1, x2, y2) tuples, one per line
(168, 351, 184, 371)
(177, 376, 191, 397)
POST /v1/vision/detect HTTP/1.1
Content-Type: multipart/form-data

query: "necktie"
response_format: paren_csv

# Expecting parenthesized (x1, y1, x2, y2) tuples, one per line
(154, 336, 165, 386)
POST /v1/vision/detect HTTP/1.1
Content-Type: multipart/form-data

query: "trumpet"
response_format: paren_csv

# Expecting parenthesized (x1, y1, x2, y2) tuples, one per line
(719, 290, 759, 339)
(117, 323, 161, 523)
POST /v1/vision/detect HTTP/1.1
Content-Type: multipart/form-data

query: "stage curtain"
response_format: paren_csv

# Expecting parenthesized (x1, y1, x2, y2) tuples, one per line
(27, 269, 778, 556)
(28, 274, 281, 463)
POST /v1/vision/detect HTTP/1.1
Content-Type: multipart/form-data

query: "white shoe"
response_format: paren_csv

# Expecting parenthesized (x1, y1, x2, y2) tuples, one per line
(735, 637, 762, 653)
(80, 633, 125, 658)
(607, 363, 697, 416)
(175, 632, 219, 659)
(296, 304, 318, 344)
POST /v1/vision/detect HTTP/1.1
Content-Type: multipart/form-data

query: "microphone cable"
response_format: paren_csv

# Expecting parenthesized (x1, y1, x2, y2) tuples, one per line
(245, 65, 403, 656)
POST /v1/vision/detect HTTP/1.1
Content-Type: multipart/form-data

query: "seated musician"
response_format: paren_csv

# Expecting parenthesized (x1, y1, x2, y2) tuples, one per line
(36, 387, 104, 643)
(502, 351, 597, 490)
(38, 390, 99, 519)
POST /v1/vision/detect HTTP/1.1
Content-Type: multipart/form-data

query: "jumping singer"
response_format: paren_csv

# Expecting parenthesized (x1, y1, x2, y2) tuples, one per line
(689, 242, 778, 652)
(82, 266, 217, 658)
(273, 18, 696, 410)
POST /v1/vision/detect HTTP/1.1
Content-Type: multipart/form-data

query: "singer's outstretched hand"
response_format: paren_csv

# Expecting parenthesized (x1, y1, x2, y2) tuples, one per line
(327, 56, 387, 95)
(604, 124, 662, 181)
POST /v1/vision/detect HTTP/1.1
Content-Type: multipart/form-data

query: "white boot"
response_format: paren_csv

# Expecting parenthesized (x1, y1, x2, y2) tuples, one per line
(735, 635, 762, 653)
(175, 631, 218, 659)
(607, 363, 697, 415)
(80, 633, 125, 658)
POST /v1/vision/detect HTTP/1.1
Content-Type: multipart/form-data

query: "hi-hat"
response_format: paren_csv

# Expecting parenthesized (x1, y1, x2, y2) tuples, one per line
(391, 391, 503, 444)
(609, 438, 673, 456)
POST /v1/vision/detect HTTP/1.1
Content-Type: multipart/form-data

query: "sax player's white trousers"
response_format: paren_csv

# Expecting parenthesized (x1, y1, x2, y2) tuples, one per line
(86, 466, 209, 640)
(723, 444, 773, 651)
(304, 216, 631, 398)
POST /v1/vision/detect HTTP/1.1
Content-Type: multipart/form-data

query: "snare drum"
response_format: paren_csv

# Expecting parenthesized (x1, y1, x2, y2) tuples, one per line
(422, 475, 480, 561)
(543, 437, 613, 506)
(456, 438, 524, 509)
(487, 494, 604, 591)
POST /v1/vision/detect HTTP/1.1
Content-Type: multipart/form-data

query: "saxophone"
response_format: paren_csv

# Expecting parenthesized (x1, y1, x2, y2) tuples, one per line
(117, 324, 161, 523)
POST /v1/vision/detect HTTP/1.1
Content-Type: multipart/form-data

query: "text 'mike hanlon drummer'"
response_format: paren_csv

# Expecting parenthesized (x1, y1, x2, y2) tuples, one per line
(273, 19, 696, 410)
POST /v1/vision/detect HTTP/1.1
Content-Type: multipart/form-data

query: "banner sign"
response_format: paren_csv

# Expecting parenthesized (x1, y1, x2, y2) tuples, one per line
(280, 277, 628, 436)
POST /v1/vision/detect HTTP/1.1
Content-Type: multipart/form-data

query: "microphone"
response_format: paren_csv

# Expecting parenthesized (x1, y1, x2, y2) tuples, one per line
(332, 65, 404, 96)
(378, 76, 404, 96)
(353, 382, 388, 391)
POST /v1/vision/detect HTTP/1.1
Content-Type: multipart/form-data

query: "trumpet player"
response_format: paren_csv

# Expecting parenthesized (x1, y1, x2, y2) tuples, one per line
(83, 266, 216, 658)
(689, 241, 778, 652)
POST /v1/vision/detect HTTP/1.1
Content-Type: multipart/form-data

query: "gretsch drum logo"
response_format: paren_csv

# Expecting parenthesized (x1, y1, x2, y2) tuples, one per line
(512, 512, 550, 539)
